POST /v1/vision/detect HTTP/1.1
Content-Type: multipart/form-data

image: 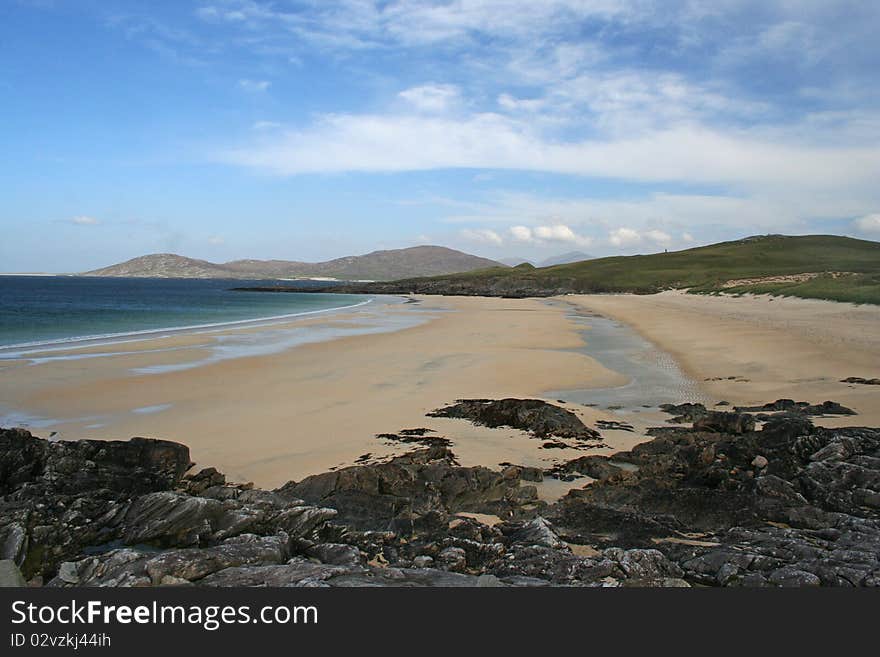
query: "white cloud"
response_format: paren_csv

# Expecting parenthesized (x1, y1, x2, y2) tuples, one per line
(498, 94, 546, 113)
(854, 214, 880, 234)
(534, 224, 592, 246)
(609, 227, 641, 247)
(208, 235, 225, 245)
(681, 232, 695, 243)
(460, 228, 503, 245)
(238, 79, 270, 92)
(252, 120, 281, 130)
(644, 229, 672, 245)
(219, 112, 880, 192)
(509, 224, 591, 247)
(399, 84, 460, 112)
(69, 216, 99, 226)
(510, 225, 535, 242)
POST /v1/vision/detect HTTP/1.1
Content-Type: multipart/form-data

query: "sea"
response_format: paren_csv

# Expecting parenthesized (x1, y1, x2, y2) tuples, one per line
(0, 276, 371, 350)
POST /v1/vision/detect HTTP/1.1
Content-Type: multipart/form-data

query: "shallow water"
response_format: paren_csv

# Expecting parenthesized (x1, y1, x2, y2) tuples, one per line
(546, 300, 709, 413)
(0, 275, 368, 349)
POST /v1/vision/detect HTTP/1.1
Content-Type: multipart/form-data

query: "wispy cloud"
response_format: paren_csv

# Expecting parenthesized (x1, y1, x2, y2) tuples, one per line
(399, 84, 460, 112)
(218, 112, 880, 192)
(854, 214, 880, 234)
(68, 215, 100, 226)
(460, 228, 503, 245)
(238, 78, 271, 92)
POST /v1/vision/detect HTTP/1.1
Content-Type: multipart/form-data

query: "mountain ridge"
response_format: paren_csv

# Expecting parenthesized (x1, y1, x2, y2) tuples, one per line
(83, 246, 505, 281)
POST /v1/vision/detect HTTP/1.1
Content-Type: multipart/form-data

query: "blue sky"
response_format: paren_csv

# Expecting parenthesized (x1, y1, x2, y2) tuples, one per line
(2, 0, 879, 272)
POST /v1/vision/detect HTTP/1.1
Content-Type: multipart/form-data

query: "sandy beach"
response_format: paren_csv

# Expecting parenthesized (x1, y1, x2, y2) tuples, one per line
(2, 290, 878, 491)
(566, 291, 880, 426)
(0, 295, 627, 489)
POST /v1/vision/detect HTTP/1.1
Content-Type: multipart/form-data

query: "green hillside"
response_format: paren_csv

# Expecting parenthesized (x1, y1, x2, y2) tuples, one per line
(334, 235, 880, 304)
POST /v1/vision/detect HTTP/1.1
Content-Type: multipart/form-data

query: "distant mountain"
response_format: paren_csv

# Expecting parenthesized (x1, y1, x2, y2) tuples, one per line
(498, 257, 536, 267)
(537, 251, 594, 267)
(83, 246, 505, 281)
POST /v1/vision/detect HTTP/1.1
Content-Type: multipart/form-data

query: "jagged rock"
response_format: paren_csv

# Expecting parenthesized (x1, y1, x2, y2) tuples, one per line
(501, 517, 567, 549)
(660, 403, 708, 424)
(122, 492, 225, 547)
(5, 408, 880, 588)
(549, 412, 880, 586)
(735, 399, 856, 417)
(49, 534, 291, 587)
(437, 546, 468, 572)
(694, 411, 756, 434)
(278, 447, 530, 531)
(303, 543, 362, 566)
(428, 399, 601, 440)
(548, 454, 626, 481)
(841, 377, 880, 386)
(181, 467, 226, 495)
(0, 428, 190, 496)
(501, 465, 543, 482)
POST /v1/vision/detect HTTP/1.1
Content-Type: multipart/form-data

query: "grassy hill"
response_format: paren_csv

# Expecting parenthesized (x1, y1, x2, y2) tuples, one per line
(328, 235, 880, 304)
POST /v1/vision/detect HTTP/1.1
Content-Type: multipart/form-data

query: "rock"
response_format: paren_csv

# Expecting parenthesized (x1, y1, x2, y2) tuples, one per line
(660, 403, 708, 424)
(182, 467, 226, 495)
(549, 412, 880, 587)
(279, 447, 529, 531)
(548, 454, 625, 481)
(0, 559, 26, 587)
(501, 465, 543, 482)
(304, 543, 362, 566)
(437, 547, 468, 572)
(122, 492, 224, 547)
(841, 377, 880, 386)
(428, 399, 601, 440)
(48, 534, 291, 587)
(501, 517, 567, 549)
(693, 411, 756, 434)
(735, 399, 856, 417)
(6, 406, 880, 588)
(0, 429, 190, 496)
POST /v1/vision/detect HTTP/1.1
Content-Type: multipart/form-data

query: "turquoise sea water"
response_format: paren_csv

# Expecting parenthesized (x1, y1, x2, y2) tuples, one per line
(0, 276, 368, 349)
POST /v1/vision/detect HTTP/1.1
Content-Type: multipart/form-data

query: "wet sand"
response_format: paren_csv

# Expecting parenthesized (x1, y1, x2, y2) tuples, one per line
(566, 291, 880, 426)
(0, 296, 628, 489)
(3, 289, 876, 494)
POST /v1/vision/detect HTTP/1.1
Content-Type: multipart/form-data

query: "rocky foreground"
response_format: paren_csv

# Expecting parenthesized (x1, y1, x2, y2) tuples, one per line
(1, 399, 879, 587)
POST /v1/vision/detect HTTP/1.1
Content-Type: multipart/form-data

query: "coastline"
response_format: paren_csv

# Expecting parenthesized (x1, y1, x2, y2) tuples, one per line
(2, 290, 877, 492)
(0, 295, 630, 489)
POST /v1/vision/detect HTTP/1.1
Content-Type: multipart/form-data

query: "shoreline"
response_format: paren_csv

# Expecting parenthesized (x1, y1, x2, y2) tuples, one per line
(0, 295, 630, 490)
(0, 293, 378, 356)
(566, 290, 880, 426)
(2, 290, 877, 493)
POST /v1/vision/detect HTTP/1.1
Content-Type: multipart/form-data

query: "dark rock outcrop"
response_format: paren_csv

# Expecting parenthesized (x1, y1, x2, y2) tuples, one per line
(734, 399, 856, 416)
(5, 399, 880, 587)
(428, 399, 601, 440)
(841, 377, 880, 385)
(548, 411, 880, 586)
(277, 446, 534, 531)
(693, 411, 756, 434)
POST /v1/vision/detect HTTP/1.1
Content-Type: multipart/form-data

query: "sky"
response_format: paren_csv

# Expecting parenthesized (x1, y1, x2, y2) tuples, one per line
(1, 0, 880, 272)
